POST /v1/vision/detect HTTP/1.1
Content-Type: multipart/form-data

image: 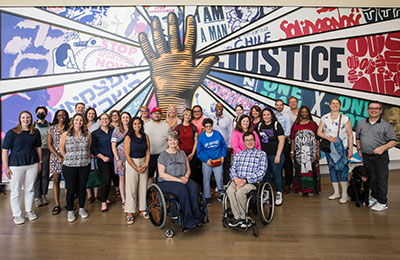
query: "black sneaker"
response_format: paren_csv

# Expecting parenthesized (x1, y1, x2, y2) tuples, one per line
(228, 218, 243, 227)
(206, 198, 212, 206)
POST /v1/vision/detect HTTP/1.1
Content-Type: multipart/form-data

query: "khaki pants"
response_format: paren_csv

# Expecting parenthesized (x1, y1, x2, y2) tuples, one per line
(226, 182, 256, 220)
(125, 158, 148, 213)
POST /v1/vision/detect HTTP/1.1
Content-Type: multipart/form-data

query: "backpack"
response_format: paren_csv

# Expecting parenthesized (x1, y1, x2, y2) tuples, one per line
(177, 124, 196, 144)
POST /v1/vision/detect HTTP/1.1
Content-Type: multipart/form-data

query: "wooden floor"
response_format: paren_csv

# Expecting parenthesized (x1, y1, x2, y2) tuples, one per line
(1, 172, 400, 260)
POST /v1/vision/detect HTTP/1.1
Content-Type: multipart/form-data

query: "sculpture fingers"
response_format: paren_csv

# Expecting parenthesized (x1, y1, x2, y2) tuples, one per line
(184, 15, 196, 53)
(152, 16, 169, 55)
(139, 32, 157, 63)
(168, 12, 180, 52)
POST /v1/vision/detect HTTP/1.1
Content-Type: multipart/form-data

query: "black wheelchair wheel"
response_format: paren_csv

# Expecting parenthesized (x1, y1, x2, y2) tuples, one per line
(222, 191, 233, 219)
(146, 184, 167, 229)
(257, 181, 275, 225)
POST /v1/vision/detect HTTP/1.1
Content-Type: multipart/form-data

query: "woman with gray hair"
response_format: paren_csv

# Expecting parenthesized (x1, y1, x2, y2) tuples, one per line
(157, 132, 203, 231)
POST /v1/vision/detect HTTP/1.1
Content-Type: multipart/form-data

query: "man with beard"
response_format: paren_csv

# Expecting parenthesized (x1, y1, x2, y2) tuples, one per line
(274, 99, 293, 194)
(211, 102, 233, 188)
(144, 107, 172, 185)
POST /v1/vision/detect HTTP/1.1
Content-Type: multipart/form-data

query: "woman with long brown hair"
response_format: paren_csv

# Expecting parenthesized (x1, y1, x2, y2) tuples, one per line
(2, 111, 42, 225)
(249, 105, 262, 130)
(111, 111, 132, 209)
(59, 113, 91, 222)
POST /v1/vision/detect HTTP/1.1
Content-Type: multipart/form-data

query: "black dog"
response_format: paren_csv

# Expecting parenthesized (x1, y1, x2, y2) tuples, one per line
(347, 166, 369, 207)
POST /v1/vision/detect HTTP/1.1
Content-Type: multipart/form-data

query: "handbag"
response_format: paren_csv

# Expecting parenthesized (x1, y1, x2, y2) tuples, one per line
(321, 114, 342, 153)
(86, 168, 102, 188)
(210, 159, 222, 167)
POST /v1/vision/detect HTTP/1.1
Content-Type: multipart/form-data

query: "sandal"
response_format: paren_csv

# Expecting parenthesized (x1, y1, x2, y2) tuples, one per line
(140, 211, 149, 219)
(121, 202, 125, 209)
(115, 190, 121, 198)
(87, 197, 94, 204)
(51, 206, 61, 215)
(126, 215, 135, 225)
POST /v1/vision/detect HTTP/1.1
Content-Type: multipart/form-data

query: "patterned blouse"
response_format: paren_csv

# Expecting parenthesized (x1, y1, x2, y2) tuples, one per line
(111, 127, 128, 176)
(48, 125, 63, 175)
(63, 134, 90, 167)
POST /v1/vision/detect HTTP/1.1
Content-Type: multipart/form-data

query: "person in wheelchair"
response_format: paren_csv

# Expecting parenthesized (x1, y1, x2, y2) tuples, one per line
(157, 132, 204, 231)
(226, 132, 267, 229)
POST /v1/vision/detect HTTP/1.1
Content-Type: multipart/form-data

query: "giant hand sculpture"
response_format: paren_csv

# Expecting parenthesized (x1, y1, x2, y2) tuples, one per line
(139, 12, 219, 116)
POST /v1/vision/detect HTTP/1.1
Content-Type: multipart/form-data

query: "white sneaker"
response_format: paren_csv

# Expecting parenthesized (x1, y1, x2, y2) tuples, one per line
(275, 192, 283, 206)
(26, 211, 38, 221)
(368, 197, 377, 207)
(68, 211, 76, 222)
(13, 216, 25, 225)
(371, 202, 388, 212)
(79, 208, 88, 219)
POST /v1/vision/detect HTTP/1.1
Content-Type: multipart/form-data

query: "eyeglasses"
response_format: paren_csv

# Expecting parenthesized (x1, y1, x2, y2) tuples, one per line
(244, 139, 255, 142)
(217, 118, 220, 126)
(140, 110, 148, 113)
(368, 107, 381, 110)
(193, 110, 201, 113)
(204, 125, 212, 128)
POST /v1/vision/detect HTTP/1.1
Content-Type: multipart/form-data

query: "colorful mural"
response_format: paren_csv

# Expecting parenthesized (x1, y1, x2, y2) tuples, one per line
(1, 6, 400, 180)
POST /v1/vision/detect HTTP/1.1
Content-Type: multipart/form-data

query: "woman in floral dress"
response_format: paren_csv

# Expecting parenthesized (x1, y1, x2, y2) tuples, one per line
(111, 112, 131, 208)
(48, 109, 69, 215)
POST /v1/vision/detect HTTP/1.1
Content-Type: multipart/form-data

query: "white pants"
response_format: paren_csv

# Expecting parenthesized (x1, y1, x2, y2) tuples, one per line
(9, 163, 39, 217)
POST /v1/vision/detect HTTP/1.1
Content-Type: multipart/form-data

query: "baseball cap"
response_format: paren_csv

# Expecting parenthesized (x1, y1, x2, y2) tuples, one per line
(151, 107, 162, 114)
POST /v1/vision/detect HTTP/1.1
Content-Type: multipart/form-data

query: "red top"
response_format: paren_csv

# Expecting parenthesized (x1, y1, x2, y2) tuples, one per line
(175, 124, 199, 154)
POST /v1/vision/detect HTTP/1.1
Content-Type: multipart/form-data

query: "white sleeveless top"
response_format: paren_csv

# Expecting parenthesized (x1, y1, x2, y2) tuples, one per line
(321, 113, 350, 149)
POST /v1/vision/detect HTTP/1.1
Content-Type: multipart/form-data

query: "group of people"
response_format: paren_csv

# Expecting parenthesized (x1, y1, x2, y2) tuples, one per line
(2, 97, 397, 228)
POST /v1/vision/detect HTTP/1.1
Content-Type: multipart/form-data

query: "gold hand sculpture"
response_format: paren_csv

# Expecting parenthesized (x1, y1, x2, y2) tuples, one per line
(139, 12, 219, 117)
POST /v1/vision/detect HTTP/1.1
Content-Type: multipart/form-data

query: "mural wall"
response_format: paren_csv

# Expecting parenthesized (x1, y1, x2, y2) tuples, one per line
(1, 6, 400, 180)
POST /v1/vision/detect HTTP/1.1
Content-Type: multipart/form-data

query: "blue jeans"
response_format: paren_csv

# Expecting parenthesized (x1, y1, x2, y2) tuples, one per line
(202, 163, 223, 199)
(326, 152, 349, 182)
(265, 154, 284, 192)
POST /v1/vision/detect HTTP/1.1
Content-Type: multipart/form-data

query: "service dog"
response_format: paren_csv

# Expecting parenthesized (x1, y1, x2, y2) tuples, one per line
(347, 166, 369, 207)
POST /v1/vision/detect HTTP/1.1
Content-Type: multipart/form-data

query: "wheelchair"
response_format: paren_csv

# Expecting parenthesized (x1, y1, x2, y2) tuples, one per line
(146, 182, 209, 238)
(221, 180, 275, 237)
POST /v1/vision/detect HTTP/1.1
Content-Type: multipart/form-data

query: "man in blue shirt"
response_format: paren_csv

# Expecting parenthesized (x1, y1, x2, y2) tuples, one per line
(226, 132, 267, 229)
(274, 99, 293, 194)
